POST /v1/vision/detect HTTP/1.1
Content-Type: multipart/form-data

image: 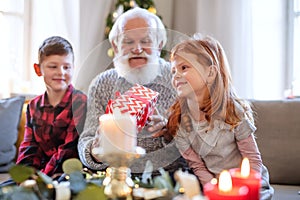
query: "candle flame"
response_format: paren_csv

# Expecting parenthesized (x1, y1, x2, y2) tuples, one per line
(241, 157, 250, 178)
(218, 170, 232, 192)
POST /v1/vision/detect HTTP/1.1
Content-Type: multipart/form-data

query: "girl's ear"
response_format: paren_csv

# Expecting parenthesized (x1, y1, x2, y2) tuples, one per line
(206, 65, 217, 85)
(33, 63, 42, 76)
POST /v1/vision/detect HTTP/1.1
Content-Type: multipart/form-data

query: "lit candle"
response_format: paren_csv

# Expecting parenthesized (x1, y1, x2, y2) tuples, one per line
(204, 170, 249, 200)
(229, 158, 261, 200)
(99, 108, 137, 154)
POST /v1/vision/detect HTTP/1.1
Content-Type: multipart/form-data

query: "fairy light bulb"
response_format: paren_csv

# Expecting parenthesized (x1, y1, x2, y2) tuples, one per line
(129, 0, 136, 7)
(148, 6, 157, 14)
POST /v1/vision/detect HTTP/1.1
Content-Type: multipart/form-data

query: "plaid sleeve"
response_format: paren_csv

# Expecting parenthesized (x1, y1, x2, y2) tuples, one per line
(16, 104, 43, 169)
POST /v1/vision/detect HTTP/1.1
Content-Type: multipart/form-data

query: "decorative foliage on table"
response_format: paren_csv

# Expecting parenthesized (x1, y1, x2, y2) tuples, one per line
(131, 160, 179, 199)
(0, 165, 55, 199)
(0, 158, 205, 199)
(60, 158, 107, 200)
(9, 164, 35, 183)
(153, 168, 175, 192)
(0, 159, 106, 200)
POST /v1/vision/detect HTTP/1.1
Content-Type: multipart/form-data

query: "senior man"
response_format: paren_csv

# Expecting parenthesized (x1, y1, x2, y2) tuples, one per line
(78, 7, 187, 179)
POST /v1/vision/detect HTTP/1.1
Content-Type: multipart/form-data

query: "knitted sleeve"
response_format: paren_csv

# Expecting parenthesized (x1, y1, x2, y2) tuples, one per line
(78, 69, 118, 170)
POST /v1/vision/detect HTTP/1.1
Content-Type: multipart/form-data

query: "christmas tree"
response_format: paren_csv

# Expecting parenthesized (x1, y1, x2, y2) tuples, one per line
(105, 0, 168, 58)
(105, 0, 160, 39)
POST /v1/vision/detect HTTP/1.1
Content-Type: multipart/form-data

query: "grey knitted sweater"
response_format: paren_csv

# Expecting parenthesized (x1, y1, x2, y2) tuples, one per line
(78, 59, 187, 175)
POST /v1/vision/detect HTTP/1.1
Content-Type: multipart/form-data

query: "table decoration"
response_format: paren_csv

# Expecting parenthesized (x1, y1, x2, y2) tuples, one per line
(0, 159, 107, 200)
(133, 187, 168, 199)
(229, 157, 261, 200)
(203, 170, 249, 200)
(173, 169, 207, 200)
(0, 160, 208, 200)
(174, 169, 200, 198)
(92, 108, 147, 199)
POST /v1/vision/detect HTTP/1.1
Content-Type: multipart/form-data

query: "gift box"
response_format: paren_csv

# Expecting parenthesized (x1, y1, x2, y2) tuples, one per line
(105, 84, 159, 132)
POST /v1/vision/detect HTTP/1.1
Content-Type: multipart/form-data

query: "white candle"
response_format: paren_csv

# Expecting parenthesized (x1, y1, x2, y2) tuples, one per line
(99, 108, 137, 154)
(174, 169, 202, 199)
(55, 181, 71, 200)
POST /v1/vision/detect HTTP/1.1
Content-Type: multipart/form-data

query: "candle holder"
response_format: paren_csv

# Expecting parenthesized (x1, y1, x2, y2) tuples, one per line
(99, 147, 145, 200)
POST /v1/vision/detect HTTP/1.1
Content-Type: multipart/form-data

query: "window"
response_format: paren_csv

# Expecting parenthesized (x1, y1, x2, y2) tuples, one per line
(251, 0, 300, 99)
(0, 0, 79, 98)
(0, 0, 25, 98)
(289, 0, 300, 96)
(252, 0, 287, 99)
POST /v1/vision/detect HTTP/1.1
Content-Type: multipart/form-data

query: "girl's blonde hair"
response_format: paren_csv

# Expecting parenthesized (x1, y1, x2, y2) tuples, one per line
(164, 34, 253, 140)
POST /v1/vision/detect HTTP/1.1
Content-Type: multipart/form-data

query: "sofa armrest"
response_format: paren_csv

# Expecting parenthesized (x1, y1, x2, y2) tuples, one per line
(15, 100, 28, 160)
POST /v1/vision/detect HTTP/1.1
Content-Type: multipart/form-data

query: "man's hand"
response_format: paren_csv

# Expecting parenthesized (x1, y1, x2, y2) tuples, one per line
(148, 108, 174, 143)
(151, 128, 166, 138)
(90, 127, 102, 162)
(146, 108, 167, 133)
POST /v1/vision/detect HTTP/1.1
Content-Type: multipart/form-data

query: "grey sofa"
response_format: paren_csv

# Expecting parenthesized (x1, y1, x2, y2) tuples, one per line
(251, 99, 300, 200)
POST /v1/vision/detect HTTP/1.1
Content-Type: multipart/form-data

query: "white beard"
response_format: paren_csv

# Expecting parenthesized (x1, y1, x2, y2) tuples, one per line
(113, 50, 161, 85)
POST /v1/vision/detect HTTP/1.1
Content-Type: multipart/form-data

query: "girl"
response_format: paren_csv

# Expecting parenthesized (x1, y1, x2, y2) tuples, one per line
(163, 34, 274, 199)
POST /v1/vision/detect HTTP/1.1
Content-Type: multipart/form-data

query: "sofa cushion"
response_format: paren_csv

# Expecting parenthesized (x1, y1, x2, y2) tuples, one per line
(0, 96, 25, 172)
(272, 184, 300, 200)
(251, 99, 300, 185)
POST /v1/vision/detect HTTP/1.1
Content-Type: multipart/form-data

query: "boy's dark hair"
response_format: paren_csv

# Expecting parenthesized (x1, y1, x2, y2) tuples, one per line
(38, 36, 74, 64)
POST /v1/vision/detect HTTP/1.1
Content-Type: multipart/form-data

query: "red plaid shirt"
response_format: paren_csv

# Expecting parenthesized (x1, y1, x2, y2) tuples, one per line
(17, 85, 87, 176)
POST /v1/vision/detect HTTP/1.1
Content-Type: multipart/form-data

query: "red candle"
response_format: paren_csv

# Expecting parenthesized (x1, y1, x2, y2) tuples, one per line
(204, 170, 249, 200)
(229, 158, 261, 200)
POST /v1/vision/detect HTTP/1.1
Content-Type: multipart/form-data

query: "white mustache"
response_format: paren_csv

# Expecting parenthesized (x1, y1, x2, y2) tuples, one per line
(128, 51, 148, 58)
(114, 50, 161, 85)
(114, 51, 150, 62)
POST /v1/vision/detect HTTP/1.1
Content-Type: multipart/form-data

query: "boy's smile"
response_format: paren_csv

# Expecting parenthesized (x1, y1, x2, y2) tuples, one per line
(39, 54, 73, 93)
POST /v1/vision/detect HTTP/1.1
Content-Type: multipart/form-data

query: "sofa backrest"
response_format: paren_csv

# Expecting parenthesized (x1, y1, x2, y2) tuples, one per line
(250, 99, 300, 185)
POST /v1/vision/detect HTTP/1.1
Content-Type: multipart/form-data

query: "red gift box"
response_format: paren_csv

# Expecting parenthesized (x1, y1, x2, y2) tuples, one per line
(105, 84, 159, 132)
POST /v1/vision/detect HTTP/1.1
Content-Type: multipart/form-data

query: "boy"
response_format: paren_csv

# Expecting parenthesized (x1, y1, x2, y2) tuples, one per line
(17, 36, 87, 177)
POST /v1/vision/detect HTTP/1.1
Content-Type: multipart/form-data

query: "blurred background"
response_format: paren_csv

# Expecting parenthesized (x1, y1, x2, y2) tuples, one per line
(0, 0, 299, 100)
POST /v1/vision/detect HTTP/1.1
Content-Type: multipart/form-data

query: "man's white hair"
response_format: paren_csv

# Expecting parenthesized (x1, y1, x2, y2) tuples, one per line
(108, 7, 167, 48)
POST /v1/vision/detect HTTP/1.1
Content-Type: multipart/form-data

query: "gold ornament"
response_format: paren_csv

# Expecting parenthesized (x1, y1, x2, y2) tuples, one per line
(148, 6, 156, 14)
(107, 48, 114, 58)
